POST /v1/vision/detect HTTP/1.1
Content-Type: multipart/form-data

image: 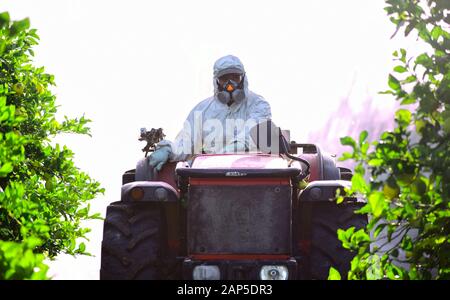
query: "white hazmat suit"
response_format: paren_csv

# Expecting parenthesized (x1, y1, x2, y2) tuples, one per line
(152, 55, 272, 168)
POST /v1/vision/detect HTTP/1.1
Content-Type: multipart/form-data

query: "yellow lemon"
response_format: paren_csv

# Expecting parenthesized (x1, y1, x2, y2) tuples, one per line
(13, 83, 24, 95)
(383, 183, 400, 199)
(415, 120, 425, 133)
(36, 83, 44, 94)
(396, 173, 415, 185)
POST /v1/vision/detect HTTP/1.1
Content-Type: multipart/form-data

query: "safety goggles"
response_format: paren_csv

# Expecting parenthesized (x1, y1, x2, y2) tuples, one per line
(217, 73, 243, 86)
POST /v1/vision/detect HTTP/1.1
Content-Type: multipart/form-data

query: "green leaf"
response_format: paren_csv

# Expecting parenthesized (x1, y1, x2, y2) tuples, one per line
(404, 22, 416, 37)
(403, 75, 417, 83)
(431, 26, 443, 41)
(351, 173, 368, 193)
(354, 163, 365, 175)
(369, 192, 386, 218)
(0, 40, 5, 56)
(395, 109, 411, 126)
(0, 12, 10, 28)
(351, 229, 371, 244)
(361, 142, 369, 155)
(388, 74, 401, 91)
(379, 90, 395, 95)
(386, 264, 403, 280)
(0, 163, 13, 177)
(340, 136, 357, 150)
(10, 18, 30, 36)
(328, 267, 342, 280)
(78, 242, 86, 253)
(368, 158, 384, 167)
(394, 65, 407, 73)
(337, 227, 356, 249)
(339, 152, 353, 161)
(68, 238, 76, 251)
(366, 255, 383, 279)
(400, 48, 407, 62)
(404, 202, 416, 216)
(400, 96, 416, 105)
(415, 53, 432, 68)
(435, 236, 446, 244)
(359, 130, 368, 145)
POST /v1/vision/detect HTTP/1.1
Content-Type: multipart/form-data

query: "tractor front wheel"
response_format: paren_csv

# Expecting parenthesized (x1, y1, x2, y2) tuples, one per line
(100, 202, 164, 280)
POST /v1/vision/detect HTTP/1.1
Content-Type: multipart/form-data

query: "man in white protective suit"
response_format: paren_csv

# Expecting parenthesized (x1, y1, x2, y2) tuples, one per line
(148, 55, 273, 171)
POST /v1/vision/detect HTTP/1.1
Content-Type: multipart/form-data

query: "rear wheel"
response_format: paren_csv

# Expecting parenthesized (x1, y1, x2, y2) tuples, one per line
(299, 201, 367, 279)
(100, 201, 164, 280)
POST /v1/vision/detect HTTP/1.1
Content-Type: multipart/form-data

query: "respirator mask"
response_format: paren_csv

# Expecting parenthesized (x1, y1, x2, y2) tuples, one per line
(216, 73, 245, 105)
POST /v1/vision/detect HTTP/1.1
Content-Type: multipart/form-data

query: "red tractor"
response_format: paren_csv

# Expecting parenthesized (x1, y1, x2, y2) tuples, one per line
(100, 126, 367, 280)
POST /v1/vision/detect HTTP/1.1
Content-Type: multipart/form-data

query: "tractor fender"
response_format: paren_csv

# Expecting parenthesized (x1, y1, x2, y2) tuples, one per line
(321, 154, 340, 180)
(121, 181, 179, 202)
(135, 157, 155, 181)
(299, 180, 365, 203)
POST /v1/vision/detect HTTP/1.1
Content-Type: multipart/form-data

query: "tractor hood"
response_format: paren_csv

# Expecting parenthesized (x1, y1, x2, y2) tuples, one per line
(191, 154, 289, 169)
(177, 154, 301, 179)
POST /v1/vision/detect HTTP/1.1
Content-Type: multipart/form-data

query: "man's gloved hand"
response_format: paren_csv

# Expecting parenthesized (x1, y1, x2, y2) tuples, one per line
(148, 146, 171, 171)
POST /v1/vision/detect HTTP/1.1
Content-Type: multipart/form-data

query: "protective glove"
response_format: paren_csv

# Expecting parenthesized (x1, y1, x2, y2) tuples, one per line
(148, 145, 171, 171)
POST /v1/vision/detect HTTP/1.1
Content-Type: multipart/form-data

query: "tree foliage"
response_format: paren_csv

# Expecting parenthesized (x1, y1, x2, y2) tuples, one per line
(0, 12, 104, 279)
(336, 0, 450, 280)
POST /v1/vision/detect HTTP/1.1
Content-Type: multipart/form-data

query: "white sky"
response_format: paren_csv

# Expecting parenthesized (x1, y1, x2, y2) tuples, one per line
(1, 0, 423, 279)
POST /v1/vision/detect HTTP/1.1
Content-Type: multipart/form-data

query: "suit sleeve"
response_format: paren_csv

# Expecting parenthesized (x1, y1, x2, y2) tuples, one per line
(158, 106, 203, 162)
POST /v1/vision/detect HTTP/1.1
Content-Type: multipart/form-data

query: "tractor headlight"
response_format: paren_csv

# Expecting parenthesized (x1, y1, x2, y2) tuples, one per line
(130, 187, 145, 201)
(193, 265, 221, 280)
(260, 265, 289, 280)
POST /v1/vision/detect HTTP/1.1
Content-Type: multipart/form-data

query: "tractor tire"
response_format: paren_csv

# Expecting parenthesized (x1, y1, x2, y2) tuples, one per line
(100, 201, 165, 280)
(301, 201, 367, 280)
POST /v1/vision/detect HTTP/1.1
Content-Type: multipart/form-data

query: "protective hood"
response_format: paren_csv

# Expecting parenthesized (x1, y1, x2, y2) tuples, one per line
(213, 55, 249, 103)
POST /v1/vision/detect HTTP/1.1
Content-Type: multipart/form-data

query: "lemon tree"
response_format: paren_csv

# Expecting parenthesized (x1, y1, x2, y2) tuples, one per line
(336, 0, 450, 280)
(0, 12, 104, 279)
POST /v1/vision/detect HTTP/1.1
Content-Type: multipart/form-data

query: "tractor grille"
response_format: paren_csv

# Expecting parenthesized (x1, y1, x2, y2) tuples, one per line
(187, 184, 291, 254)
